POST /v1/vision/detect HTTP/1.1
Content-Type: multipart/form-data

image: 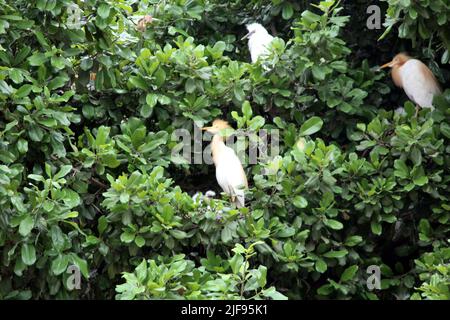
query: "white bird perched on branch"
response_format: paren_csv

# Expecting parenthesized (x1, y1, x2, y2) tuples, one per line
(242, 23, 274, 64)
(202, 120, 248, 208)
(380, 53, 442, 114)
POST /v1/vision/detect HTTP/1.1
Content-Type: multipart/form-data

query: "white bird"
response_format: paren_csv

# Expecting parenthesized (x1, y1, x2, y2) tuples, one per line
(242, 23, 274, 63)
(202, 120, 248, 208)
(380, 53, 442, 112)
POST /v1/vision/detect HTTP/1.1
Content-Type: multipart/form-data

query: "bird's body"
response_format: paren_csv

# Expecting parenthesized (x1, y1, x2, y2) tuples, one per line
(242, 23, 274, 63)
(381, 53, 441, 109)
(202, 120, 248, 208)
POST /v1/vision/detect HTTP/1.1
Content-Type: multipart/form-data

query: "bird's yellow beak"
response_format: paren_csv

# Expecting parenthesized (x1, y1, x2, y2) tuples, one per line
(201, 126, 212, 131)
(379, 61, 393, 69)
(241, 30, 255, 41)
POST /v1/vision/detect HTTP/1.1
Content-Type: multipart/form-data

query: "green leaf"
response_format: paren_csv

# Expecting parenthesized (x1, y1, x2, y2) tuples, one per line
(311, 65, 326, 80)
(120, 231, 135, 243)
(242, 100, 252, 119)
(394, 160, 409, 179)
(221, 224, 233, 243)
(317, 284, 333, 296)
(135, 259, 147, 283)
(97, 4, 111, 19)
(70, 254, 89, 279)
(440, 122, 450, 139)
(80, 58, 93, 71)
(185, 78, 196, 93)
(282, 3, 294, 20)
(146, 93, 158, 108)
(248, 116, 265, 130)
(340, 265, 359, 282)
(412, 166, 428, 186)
(324, 249, 348, 259)
(0, 80, 13, 95)
(315, 259, 327, 273)
(54, 165, 72, 180)
(52, 255, 69, 275)
(128, 76, 148, 90)
(17, 139, 28, 153)
(154, 68, 166, 87)
(98, 216, 108, 235)
(15, 84, 33, 98)
(324, 219, 343, 230)
(134, 236, 145, 248)
(28, 52, 47, 66)
(9, 69, 23, 84)
(292, 195, 308, 208)
(47, 75, 69, 90)
(169, 230, 188, 240)
(299, 117, 323, 136)
(140, 103, 153, 118)
(371, 221, 382, 235)
(302, 10, 321, 24)
(233, 86, 245, 101)
(410, 147, 422, 166)
(51, 56, 66, 70)
(21, 243, 36, 266)
(19, 216, 34, 237)
(229, 253, 244, 274)
(344, 235, 363, 247)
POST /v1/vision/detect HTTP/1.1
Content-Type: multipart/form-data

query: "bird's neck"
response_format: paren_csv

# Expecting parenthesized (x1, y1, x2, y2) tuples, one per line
(211, 134, 226, 166)
(391, 65, 403, 88)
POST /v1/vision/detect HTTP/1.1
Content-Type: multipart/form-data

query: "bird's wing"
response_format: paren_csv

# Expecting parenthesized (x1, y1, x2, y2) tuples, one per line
(249, 34, 275, 63)
(401, 59, 441, 108)
(225, 147, 248, 188)
(215, 147, 248, 194)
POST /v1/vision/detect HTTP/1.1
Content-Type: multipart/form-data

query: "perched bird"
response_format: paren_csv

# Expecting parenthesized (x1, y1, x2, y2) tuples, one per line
(202, 120, 248, 208)
(380, 53, 442, 113)
(242, 23, 274, 63)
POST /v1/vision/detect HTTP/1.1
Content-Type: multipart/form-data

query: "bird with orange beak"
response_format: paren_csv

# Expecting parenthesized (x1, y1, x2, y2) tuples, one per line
(202, 119, 248, 208)
(380, 53, 442, 113)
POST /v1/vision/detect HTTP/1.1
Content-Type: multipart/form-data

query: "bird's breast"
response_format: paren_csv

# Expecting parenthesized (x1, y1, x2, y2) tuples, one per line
(248, 34, 274, 63)
(214, 148, 247, 192)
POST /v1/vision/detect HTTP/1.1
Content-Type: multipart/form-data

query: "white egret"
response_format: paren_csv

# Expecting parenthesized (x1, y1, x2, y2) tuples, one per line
(380, 53, 442, 113)
(242, 23, 274, 64)
(202, 120, 248, 208)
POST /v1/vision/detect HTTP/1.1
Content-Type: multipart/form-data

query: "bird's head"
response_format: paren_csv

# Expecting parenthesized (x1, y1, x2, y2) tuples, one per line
(241, 23, 269, 40)
(201, 119, 232, 135)
(380, 53, 411, 69)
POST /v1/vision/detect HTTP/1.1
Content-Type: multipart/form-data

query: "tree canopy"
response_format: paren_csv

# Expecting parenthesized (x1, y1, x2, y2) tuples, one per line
(0, 0, 449, 300)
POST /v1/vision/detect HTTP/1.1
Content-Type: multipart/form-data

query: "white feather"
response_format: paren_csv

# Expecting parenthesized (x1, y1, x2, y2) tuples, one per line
(399, 59, 441, 109)
(214, 145, 247, 208)
(245, 23, 274, 63)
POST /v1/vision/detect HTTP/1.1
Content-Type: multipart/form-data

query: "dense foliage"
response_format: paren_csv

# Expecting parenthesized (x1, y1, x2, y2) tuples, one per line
(0, 0, 448, 300)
